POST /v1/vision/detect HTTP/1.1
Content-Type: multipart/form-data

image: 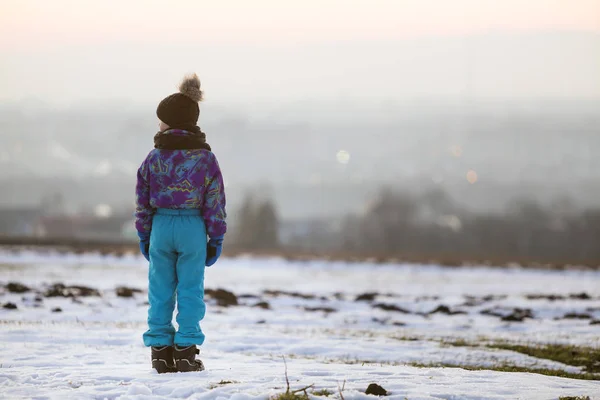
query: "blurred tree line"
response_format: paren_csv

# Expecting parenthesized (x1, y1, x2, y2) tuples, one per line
(340, 188, 600, 264)
(233, 195, 279, 250)
(232, 188, 600, 266)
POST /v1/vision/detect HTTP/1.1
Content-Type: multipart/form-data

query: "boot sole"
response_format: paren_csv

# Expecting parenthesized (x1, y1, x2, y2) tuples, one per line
(176, 359, 205, 372)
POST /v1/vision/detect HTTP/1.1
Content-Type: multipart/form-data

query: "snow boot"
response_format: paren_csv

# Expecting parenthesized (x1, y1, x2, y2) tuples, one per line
(151, 346, 176, 374)
(174, 345, 205, 372)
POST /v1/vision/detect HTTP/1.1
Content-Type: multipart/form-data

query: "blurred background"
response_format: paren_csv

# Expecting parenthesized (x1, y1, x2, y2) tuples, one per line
(1, 0, 599, 266)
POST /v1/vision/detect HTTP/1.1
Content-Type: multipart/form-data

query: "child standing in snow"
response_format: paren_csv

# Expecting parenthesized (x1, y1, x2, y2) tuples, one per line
(134, 74, 227, 373)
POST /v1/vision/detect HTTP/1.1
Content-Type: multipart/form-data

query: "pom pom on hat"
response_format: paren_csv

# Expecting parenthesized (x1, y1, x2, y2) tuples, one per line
(179, 73, 203, 103)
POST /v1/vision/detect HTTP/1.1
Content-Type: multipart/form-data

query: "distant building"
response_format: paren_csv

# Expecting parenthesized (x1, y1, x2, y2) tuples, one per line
(279, 218, 342, 251)
(38, 213, 133, 241)
(0, 207, 43, 236)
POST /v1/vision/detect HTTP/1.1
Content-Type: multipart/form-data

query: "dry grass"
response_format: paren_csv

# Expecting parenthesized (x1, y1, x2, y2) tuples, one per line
(2, 236, 600, 269)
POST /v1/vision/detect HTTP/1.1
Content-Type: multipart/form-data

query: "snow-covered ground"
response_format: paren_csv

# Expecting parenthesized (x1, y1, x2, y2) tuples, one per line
(1, 251, 599, 400)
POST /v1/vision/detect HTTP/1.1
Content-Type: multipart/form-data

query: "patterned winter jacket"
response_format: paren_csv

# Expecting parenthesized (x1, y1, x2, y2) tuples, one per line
(134, 134, 227, 239)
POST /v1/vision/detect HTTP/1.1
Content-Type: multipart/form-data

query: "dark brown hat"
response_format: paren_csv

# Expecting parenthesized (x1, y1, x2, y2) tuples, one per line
(156, 74, 203, 129)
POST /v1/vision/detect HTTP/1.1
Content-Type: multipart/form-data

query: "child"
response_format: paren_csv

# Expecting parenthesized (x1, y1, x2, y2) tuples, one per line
(134, 74, 227, 373)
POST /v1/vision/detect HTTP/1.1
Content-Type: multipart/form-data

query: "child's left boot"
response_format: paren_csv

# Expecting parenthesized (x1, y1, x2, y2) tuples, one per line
(151, 346, 176, 373)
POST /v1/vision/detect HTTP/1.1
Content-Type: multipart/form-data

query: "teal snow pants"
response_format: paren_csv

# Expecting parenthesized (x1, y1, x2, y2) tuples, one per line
(142, 208, 207, 347)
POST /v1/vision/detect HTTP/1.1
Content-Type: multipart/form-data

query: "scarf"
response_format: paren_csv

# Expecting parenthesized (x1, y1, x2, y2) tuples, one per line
(153, 127, 212, 151)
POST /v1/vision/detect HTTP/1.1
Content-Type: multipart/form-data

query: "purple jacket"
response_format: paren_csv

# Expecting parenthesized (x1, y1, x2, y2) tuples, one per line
(134, 137, 227, 239)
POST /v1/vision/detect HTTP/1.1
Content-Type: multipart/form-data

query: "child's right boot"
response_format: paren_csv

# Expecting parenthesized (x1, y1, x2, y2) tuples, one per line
(151, 346, 176, 374)
(174, 345, 205, 372)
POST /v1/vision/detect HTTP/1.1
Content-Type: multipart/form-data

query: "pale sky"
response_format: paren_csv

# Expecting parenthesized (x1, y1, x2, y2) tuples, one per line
(2, 0, 599, 48)
(1, 0, 599, 104)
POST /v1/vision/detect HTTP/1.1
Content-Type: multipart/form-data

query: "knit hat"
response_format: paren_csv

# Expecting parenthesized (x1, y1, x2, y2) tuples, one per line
(156, 74, 203, 129)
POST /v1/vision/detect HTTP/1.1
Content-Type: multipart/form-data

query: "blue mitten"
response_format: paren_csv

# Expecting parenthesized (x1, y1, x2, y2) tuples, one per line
(139, 241, 150, 261)
(138, 232, 150, 262)
(206, 235, 224, 267)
